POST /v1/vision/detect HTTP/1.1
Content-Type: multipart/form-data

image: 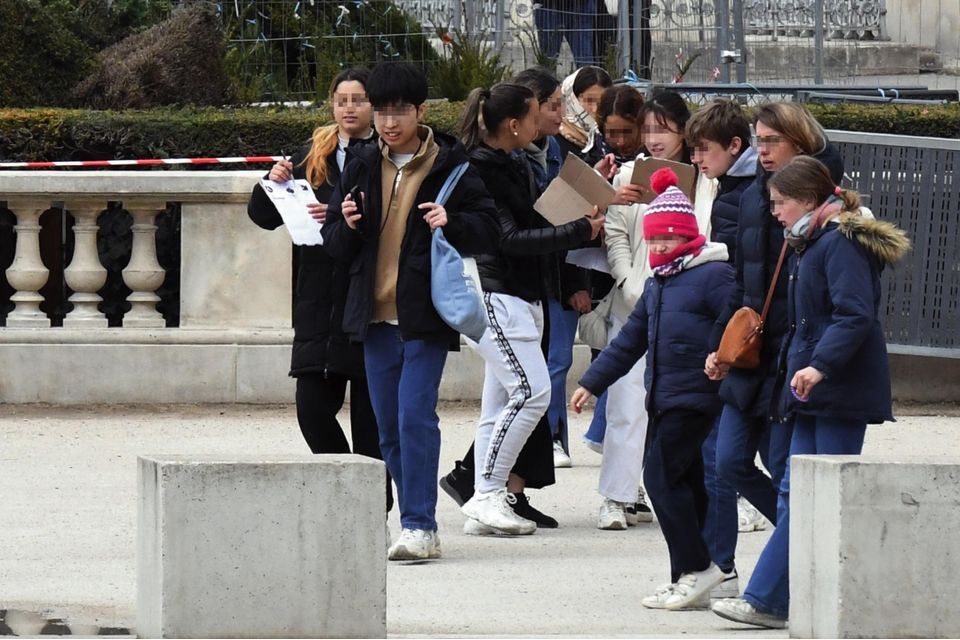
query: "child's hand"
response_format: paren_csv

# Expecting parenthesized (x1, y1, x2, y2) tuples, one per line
(419, 202, 448, 229)
(594, 154, 619, 180)
(342, 192, 363, 230)
(268, 159, 294, 183)
(586, 207, 605, 240)
(612, 183, 648, 206)
(570, 387, 593, 414)
(704, 352, 729, 381)
(790, 366, 824, 400)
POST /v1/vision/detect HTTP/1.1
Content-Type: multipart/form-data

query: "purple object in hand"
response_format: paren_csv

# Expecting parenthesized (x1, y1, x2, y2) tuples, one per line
(791, 386, 809, 403)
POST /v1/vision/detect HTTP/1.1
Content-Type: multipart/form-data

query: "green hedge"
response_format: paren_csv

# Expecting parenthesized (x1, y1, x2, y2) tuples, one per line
(0, 101, 956, 163)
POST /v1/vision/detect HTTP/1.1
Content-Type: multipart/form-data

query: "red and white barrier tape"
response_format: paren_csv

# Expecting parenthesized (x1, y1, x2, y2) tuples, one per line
(0, 156, 284, 169)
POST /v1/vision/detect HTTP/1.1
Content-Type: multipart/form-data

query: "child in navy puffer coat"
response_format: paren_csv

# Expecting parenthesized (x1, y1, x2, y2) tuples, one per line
(571, 168, 735, 611)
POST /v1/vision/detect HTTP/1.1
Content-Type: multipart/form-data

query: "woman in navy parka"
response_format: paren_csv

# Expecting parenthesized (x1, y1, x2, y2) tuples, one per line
(712, 156, 910, 628)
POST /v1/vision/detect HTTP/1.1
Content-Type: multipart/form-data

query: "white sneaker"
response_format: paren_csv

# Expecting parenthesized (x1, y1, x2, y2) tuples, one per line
(641, 582, 677, 609)
(461, 488, 536, 535)
(597, 498, 628, 530)
(737, 496, 768, 532)
(633, 486, 655, 523)
(553, 440, 572, 468)
(712, 597, 788, 629)
(711, 568, 740, 599)
(582, 436, 603, 454)
(664, 563, 725, 610)
(463, 518, 500, 536)
(387, 528, 441, 561)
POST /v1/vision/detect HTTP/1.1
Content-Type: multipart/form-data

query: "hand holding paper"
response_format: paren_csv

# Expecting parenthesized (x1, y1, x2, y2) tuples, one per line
(534, 153, 616, 226)
(259, 178, 325, 246)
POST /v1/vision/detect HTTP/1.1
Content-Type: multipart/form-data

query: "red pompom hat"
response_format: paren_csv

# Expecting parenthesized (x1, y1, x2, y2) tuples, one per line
(642, 168, 699, 240)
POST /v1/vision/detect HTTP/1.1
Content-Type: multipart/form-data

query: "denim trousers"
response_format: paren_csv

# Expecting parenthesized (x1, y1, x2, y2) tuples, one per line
(546, 297, 581, 452)
(701, 419, 738, 573)
(715, 403, 793, 522)
(742, 413, 867, 617)
(533, 0, 596, 66)
(363, 322, 448, 531)
(644, 408, 716, 582)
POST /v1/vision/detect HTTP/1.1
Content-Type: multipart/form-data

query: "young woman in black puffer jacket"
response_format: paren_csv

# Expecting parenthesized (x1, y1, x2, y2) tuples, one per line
(246, 69, 389, 506)
(454, 83, 605, 536)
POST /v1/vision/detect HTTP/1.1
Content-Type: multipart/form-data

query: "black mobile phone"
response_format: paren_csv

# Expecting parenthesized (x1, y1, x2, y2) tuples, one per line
(348, 185, 365, 232)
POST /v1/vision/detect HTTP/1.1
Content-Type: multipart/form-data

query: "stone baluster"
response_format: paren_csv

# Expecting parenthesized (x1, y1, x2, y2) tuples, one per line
(122, 200, 166, 328)
(63, 201, 108, 328)
(4, 199, 51, 328)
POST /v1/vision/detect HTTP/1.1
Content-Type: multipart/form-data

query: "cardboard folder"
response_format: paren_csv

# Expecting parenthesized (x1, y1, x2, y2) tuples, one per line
(630, 157, 698, 203)
(534, 152, 616, 226)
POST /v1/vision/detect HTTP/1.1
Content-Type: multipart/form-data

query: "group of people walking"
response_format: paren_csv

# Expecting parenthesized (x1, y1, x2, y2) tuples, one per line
(247, 61, 909, 629)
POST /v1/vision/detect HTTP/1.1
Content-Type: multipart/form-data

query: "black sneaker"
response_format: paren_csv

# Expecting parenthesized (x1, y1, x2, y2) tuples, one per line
(438, 460, 474, 506)
(507, 492, 559, 528)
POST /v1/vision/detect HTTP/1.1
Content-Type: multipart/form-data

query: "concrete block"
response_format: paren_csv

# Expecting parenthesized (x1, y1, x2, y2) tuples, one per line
(180, 202, 292, 329)
(137, 454, 386, 639)
(790, 455, 960, 638)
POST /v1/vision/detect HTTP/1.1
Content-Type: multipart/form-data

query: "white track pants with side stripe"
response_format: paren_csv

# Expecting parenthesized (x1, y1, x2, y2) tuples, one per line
(471, 292, 551, 493)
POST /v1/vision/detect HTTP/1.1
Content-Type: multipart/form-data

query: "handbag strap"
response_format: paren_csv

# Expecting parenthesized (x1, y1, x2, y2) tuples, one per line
(759, 240, 789, 326)
(435, 161, 471, 207)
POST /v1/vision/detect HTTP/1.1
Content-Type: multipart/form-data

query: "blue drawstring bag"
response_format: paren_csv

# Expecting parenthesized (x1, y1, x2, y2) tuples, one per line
(430, 162, 488, 343)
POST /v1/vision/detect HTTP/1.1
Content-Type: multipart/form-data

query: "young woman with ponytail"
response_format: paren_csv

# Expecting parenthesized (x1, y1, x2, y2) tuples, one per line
(713, 156, 909, 629)
(454, 83, 605, 535)
(246, 69, 387, 501)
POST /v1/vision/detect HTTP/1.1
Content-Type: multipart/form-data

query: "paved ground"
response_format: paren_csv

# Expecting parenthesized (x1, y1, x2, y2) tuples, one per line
(1, 402, 958, 637)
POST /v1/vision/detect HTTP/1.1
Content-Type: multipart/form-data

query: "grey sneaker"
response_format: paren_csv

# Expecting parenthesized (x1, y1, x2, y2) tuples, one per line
(712, 597, 787, 629)
(664, 563, 725, 610)
(597, 498, 628, 530)
(711, 568, 740, 599)
(387, 528, 441, 561)
(462, 488, 536, 535)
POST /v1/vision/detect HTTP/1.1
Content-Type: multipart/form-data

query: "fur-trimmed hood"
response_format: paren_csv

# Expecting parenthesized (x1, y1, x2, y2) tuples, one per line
(836, 213, 911, 266)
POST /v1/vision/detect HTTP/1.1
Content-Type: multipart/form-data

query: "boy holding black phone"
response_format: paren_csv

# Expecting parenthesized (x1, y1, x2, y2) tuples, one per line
(321, 62, 499, 561)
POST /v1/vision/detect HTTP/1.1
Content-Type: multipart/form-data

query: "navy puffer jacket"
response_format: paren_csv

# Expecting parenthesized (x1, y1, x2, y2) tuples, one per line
(579, 243, 735, 415)
(713, 144, 844, 420)
(778, 214, 909, 423)
(710, 146, 757, 263)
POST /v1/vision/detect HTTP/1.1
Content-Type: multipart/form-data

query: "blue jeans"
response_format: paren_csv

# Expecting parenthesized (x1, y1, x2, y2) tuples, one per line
(363, 323, 448, 531)
(534, 0, 595, 66)
(546, 298, 580, 451)
(715, 403, 793, 522)
(584, 390, 608, 445)
(742, 413, 867, 618)
(701, 419, 738, 573)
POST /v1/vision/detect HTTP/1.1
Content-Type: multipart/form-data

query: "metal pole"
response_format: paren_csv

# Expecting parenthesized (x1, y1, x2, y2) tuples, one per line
(465, 0, 475, 36)
(633, 0, 642, 73)
(717, 0, 731, 82)
(618, 0, 630, 75)
(732, 0, 747, 82)
(453, 0, 463, 32)
(495, 0, 504, 50)
(814, 0, 824, 84)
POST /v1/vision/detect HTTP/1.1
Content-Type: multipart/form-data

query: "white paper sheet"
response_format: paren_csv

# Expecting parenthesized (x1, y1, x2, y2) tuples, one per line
(566, 248, 611, 274)
(259, 178, 324, 246)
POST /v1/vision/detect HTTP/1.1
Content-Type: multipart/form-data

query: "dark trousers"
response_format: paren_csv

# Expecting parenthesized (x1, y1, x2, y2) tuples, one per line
(643, 408, 716, 582)
(295, 372, 392, 510)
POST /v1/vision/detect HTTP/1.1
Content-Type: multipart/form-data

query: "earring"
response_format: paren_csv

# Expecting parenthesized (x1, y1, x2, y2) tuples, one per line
(513, 131, 518, 136)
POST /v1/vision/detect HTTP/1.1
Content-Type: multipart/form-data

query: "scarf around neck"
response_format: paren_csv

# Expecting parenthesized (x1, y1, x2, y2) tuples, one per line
(650, 235, 707, 275)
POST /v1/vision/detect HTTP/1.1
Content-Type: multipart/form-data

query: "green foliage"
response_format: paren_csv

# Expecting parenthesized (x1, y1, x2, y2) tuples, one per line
(0, 0, 95, 107)
(428, 30, 511, 101)
(0, 101, 955, 164)
(222, 0, 437, 103)
(73, 5, 231, 109)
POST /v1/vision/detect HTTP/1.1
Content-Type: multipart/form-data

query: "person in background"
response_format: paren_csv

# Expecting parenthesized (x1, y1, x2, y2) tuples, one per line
(458, 82, 604, 535)
(713, 156, 908, 628)
(321, 63, 500, 561)
(683, 97, 759, 599)
(246, 68, 391, 508)
(572, 168, 734, 610)
(586, 83, 655, 530)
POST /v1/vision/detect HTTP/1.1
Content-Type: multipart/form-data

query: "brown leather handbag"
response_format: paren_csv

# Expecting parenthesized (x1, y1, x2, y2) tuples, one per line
(716, 241, 789, 369)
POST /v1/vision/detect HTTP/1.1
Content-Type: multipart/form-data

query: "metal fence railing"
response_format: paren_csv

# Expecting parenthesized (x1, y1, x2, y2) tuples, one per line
(826, 130, 960, 357)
